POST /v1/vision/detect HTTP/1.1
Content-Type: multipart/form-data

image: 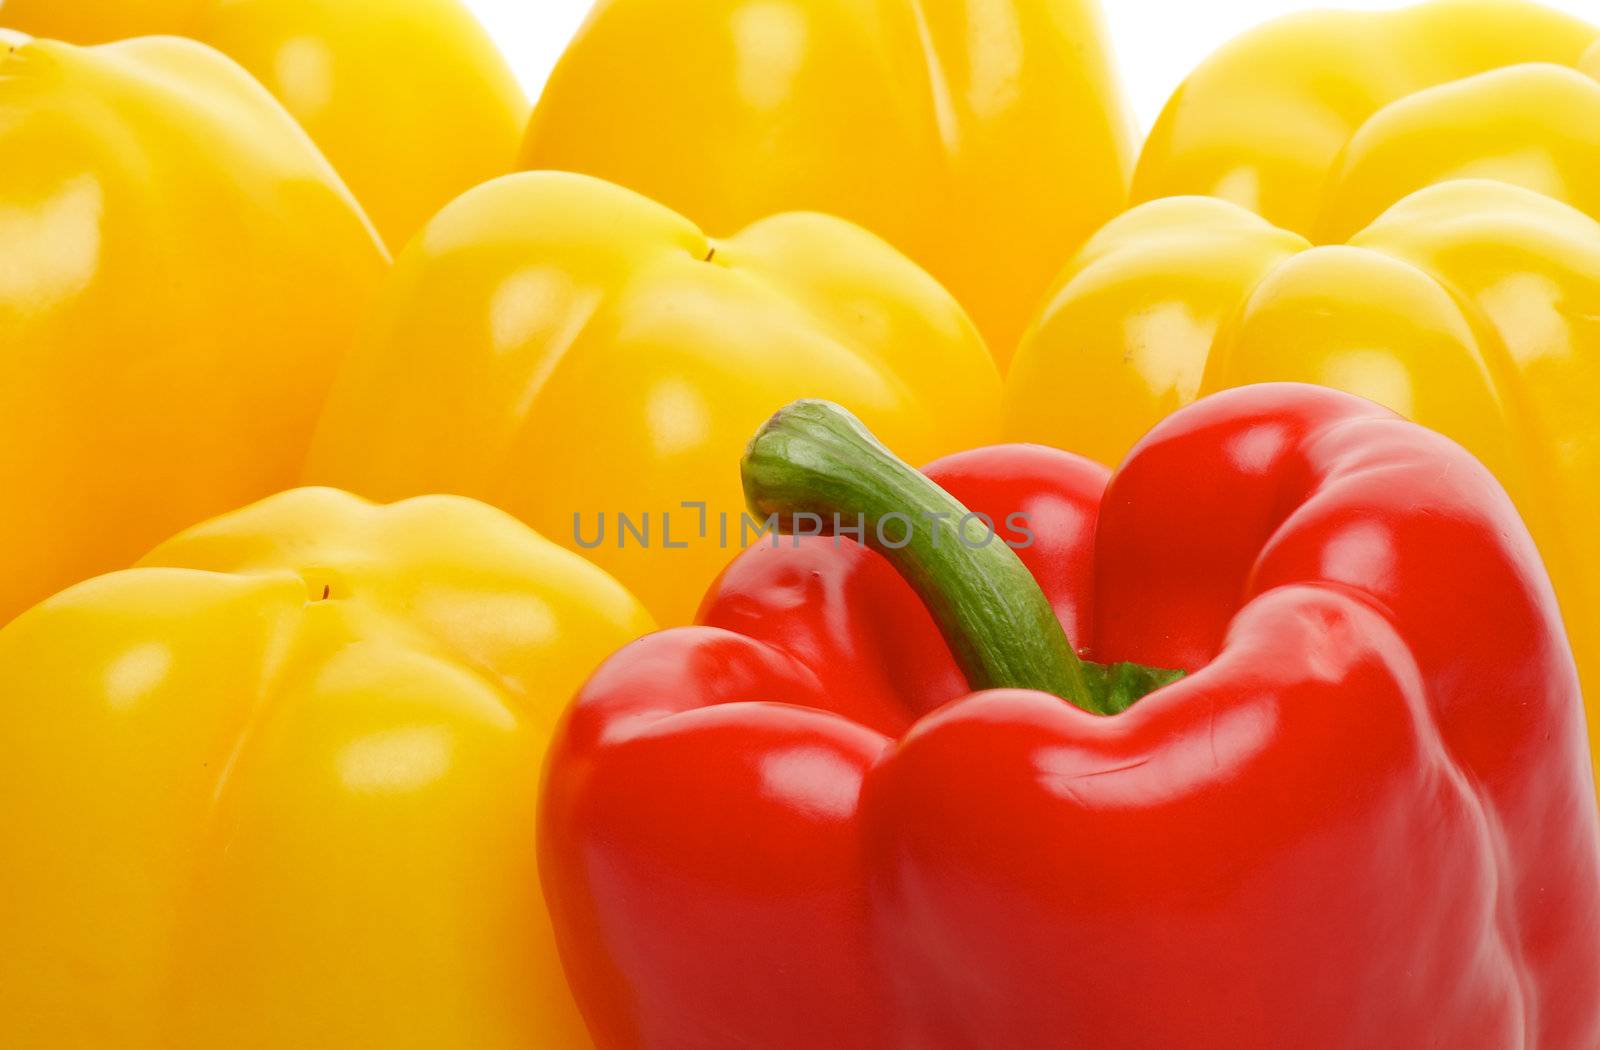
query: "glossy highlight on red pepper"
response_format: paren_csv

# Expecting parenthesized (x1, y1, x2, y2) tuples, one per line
(540, 384, 1600, 1049)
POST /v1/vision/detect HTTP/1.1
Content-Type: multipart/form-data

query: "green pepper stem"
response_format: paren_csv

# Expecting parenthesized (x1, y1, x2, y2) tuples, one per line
(741, 400, 1101, 710)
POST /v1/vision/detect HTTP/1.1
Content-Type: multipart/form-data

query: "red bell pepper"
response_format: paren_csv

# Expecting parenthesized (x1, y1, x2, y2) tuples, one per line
(541, 384, 1600, 1049)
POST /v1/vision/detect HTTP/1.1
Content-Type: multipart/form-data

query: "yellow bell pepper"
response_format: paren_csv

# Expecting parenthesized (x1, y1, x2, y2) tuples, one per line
(1134, 0, 1600, 238)
(306, 171, 1001, 625)
(0, 31, 386, 625)
(1, 0, 527, 248)
(519, 0, 1133, 361)
(1005, 179, 1600, 782)
(0, 487, 652, 1049)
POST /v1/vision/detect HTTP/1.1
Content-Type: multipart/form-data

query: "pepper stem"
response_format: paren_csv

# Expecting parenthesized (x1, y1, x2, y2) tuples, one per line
(742, 401, 1113, 711)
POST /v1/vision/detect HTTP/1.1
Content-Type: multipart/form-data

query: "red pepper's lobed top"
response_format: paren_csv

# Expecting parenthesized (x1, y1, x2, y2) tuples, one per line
(541, 384, 1600, 1049)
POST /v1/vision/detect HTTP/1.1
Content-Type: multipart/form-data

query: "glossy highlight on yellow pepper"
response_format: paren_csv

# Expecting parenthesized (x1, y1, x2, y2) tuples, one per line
(0, 487, 652, 1049)
(1135, 0, 1600, 238)
(0, 0, 528, 247)
(520, 0, 1133, 361)
(0, 30, 387, 625)
(1005, 179, 1600, 783)
(306, 171, 1002, 625)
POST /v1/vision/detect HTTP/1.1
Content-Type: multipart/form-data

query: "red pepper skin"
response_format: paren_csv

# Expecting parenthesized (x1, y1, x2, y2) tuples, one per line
(541, 384, 1600, 1049)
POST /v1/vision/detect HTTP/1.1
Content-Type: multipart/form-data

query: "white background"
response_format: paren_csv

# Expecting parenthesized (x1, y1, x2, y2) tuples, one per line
(465, 0, 1600, 131)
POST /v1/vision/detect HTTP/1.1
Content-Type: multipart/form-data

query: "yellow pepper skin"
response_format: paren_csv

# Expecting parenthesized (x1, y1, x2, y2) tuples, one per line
(306, 171, 1002, 625)
(0, 0, 203, 39)
(1317, 62, 1600, 243)
(0, 487, 652, 1049)
(1134, 0, 1600, 238)
(1005, 179, 1600, 782)
(519, 0, 1133, 361)
(0, 32, 386, 626)
(1, 0, 527, 248)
